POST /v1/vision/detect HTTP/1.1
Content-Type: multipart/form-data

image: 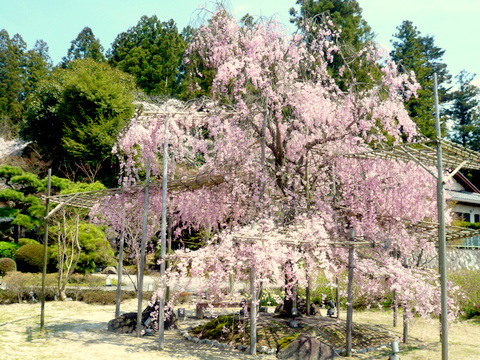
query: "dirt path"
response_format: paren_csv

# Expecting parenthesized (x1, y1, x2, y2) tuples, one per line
(1, 300, 479, 359)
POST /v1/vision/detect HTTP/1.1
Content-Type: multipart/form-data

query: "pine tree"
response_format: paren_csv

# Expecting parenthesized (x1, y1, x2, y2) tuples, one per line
(0, 30, 26, 127)
(0, 31, 51, 136)
(290, 0, 373, 48)
(289, 0, 379, 88)
(22, 40, 52, 105)
(108, 16, 186, 96)
(390, 20, 451, 138)
(62, 27, 105, 66)
(447, 70, 480, 150)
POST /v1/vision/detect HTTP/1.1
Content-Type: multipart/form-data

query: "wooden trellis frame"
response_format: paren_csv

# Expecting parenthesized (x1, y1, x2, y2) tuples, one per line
(332, 74, 479, 360)
(232, 232, 370, 356)
(39, 87, 479, 358)
(39, 102, 237, 344)
(44, 172, 226, 211)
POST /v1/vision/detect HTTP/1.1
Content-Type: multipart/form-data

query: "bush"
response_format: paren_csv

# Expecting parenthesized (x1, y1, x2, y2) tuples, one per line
(2, 271, 56, 302)
(49, 223, 115, 275)
(18, 238, 40, 246)
(15, 244, 45, 273)
(67, 273, 107, 286)
(0, 289, 17, 303)
(73, 289, 138, 305)
(450, 269, 480, 319)
(0, 241, 20, 259)
(0, 257, 17, 275)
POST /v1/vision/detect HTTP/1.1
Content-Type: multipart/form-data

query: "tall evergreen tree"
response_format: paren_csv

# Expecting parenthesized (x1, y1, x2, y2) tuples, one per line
(22, 40, 52, 104)
(290, 0, 373, 48)
(289, 0, 378, 88)
(390, 20, 450, 138)
(108, 16, 187, 96)
(62, 27, 105, 66)
(0, 31, 51, 137)
(0, 30, 26, 127)
(447, 70, 480, 150)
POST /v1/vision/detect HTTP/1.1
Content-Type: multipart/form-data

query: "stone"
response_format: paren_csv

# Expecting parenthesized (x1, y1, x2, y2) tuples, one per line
(237, 345, 248, 352)
(107, 312, 137, 334)
(277, 336, 336, 360)
(177, 308, 186, 321)
(275, 298, 321, 317)
(288, 320, 301, 328)
(107, 304, 178, 334)
(258, 345, 269, 353)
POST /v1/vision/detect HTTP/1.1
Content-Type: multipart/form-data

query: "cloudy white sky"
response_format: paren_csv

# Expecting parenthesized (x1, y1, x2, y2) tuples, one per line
(1, 0, 479, 85)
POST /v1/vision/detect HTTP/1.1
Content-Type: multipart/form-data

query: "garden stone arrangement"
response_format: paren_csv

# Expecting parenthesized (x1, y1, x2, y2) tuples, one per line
(139, 299, 397, 359)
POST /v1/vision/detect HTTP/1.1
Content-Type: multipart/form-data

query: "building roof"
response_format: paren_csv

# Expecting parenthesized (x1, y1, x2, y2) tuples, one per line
(453, 172, 480, 193)
(447, 190, 480, 205)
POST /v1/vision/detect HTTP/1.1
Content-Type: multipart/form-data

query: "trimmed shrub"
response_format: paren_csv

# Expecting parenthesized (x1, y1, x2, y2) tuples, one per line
(18, 238, 40, 246)
(0, 257, 16, 275)
(0, 241, 20, 259)
(15, 244, 45, 273)
(74, 289, 138, 305)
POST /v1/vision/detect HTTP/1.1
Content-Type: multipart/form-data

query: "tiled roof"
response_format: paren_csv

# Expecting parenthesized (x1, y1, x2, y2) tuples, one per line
(447, 190, 480, 205)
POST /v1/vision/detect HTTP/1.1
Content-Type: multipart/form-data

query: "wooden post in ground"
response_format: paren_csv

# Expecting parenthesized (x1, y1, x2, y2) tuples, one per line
(393, 290, 398, 327)
(345, 229, 355, 357)
(306, 275, 311, 316)
(403, 307, 409, 343)
(250, 265, 257, 355)
(336, 276, 340, 319)
(115, 229, 125, 317)
(136, 159, 150, 337)
(40, 169, 51, 332)
(158, 112, 170, 350)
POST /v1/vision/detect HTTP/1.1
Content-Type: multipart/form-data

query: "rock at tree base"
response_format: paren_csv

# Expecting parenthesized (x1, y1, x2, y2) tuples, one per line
(277, 336, 335, 360)
(108, 312, 138, 333)
(275, 298, 321, 317)
(108, 305, 178, 334)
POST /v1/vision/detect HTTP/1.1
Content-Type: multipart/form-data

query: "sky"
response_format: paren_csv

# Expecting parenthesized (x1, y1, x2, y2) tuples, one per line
(1, 0, 479, 86)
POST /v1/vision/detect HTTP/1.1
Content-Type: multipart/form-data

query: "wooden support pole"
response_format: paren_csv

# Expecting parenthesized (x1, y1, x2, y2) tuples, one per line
(403, 306, 409, 344)
(393, 290, 398, 327)
(40, 169, 51, 332)
(136, 159, 150, 337)
(336, 276, 340, 319)
(115, 230, 125, 317)
(250, 265, 257, 355)
(158, 113, 169, 350)
(345, 229, 355, 357)
(306, 275, 311, 316)
(435, 73, 449, 360)
(229, 272, 235, 297)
